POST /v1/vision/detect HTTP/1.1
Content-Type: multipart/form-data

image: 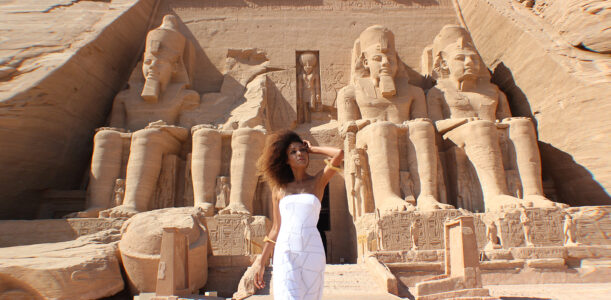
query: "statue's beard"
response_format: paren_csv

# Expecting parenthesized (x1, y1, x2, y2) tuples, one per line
(141, 79, 160, 103)
(378, 75, 396, 97)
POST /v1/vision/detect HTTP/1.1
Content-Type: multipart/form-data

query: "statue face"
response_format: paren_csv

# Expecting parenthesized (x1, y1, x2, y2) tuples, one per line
(142, 52, 176, 92)
(363, 46, 398, 80)
(445, 48, 481, 82)
(300, 53, 317, 75)
(286, 142, 309, 169)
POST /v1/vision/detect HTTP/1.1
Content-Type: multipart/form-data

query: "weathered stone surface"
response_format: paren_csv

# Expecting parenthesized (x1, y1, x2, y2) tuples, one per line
(0, 229, 123, 300)
(455, 0, 611, 206)
(0, 217, 124, 247)
(0, 0, 157, 219)
(119, 207, 208, 294)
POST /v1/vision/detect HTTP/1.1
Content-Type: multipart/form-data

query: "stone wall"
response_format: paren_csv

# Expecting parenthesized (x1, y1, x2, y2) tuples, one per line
(0, 0, 158, 219)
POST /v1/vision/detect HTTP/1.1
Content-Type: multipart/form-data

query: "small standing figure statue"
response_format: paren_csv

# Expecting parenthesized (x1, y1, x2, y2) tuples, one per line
(215, 176, 230, 211)
(112, 178, 126, 207)
(563, 213, 579, 246)
(520, 209, 534, 247)
(484, 219, 502, 250)
(410, 219, 420, 250)
(350, 148, 373, 220)
(399, 171, 416, 206)
(297, 52, 321, 123)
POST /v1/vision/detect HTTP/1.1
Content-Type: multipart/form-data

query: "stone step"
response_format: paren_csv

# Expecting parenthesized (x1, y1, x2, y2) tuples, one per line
(250, 263, 400, 299)
(248, 294, 403, 300)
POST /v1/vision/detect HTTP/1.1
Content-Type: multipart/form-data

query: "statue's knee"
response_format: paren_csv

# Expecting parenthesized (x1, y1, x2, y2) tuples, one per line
(506, 118, 535, 136)
(93, 129, 124, 147)
(367, 121, 397, 138)
(192, 124, 217, 138)
(131, 128, 163, 142)
(192, 126, 220, 143)
(232, 127, 266, 145)
(406, 119, 434, 136)
(467, 120, 496, 137)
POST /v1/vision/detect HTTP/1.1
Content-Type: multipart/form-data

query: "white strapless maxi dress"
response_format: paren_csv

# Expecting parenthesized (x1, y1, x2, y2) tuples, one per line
(273, 193, 325, 300)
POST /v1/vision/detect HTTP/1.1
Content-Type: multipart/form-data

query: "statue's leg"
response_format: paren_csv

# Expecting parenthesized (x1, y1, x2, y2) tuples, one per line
(69, 129, 125, 218)
(357, 122, 413, 212)
(448, 120, 522, 211)
(220, 128, 266, 215)
(504, 118, 567, 208)
(406, 119, 453, 211)
(101, 128, 183, 218)
(191, 125, 222, 216)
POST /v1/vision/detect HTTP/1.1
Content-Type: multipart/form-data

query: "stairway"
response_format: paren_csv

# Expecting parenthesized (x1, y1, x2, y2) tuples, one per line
(247, 264, 403, 300)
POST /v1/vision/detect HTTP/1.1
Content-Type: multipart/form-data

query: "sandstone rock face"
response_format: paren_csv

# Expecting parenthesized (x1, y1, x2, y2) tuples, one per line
(0, 0, 157, 219)
(526, 0, 610, 54)
(0, 229, 123, 300)
(455, 0, 611, 206)
(119, 207, 208, 294)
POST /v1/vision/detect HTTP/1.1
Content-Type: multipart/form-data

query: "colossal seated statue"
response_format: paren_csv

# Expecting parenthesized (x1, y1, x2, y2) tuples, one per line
(337, 25, 452, 213)
(425, 25, 567, 211)
(69, 15, 199, 218)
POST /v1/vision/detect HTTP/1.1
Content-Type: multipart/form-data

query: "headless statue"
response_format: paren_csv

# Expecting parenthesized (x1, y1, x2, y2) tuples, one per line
(337, 25, 453, 213)
(426, 25, 567, 211)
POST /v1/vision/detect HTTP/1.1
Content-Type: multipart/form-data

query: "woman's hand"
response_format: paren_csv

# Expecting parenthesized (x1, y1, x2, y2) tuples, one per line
(253, 257, 266, 289)
(303, 140, 313, 153)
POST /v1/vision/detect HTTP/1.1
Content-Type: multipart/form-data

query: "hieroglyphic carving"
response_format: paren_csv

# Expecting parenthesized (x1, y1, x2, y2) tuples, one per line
(573, 206, 611, 245)
(205, 215, 270, 256)
(376, 210, 461, 251)
(320, 66, 347, 109)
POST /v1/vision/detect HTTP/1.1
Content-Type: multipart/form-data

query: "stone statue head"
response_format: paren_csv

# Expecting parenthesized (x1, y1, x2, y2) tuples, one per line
(299, 52, 318, 75)
(431, 25, 488, 82)
(141, 15, 190, 103)
(351, 25, 401, 97)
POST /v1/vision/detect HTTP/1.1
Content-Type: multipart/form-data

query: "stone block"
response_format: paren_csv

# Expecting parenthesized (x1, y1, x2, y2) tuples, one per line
(0, 229, 123, 299)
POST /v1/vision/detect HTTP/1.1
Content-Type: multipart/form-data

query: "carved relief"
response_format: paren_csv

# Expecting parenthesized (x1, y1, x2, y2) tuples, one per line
(205, 215, 270, 256)
(296, 51, 321, 123)
(215, 176, 230, 211)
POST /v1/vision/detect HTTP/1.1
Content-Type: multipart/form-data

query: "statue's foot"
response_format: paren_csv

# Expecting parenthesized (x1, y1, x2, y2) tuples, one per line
(64, 207, 104, 218)
(378, 197, 416, 213)
(99, 205, 140, 218)
(486, 194, 528, 211)
(416, 195, 454, 211)
(523, 195, 568, 209)
(195, 202, 215, 217)
(219, 202, 251, 215)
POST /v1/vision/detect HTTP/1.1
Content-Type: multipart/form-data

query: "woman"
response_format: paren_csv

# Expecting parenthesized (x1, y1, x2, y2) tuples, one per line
(252, 130, 343, 300)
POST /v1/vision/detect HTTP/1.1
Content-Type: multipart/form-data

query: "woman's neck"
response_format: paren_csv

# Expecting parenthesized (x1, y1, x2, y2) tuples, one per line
(291, 167, 308, 183)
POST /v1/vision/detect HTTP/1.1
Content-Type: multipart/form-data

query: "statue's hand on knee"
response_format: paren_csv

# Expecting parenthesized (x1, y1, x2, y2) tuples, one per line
(219, 202, 251, 215)
(99, 205, 140, 218)
(416, 194, 454, 211)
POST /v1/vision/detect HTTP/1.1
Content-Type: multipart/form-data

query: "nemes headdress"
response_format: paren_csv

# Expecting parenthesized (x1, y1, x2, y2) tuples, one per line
(143, 15, 193, 85)
(429, 25, 488, 80)
(350, 25, 398, 85)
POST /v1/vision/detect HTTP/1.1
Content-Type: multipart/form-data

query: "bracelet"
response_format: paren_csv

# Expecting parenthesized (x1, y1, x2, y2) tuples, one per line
(263, 236, 276, 244)
(324, 158, 342, 172)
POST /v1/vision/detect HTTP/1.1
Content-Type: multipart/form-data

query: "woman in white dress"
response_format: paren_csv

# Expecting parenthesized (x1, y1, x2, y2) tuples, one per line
(252, 130, 343, 300)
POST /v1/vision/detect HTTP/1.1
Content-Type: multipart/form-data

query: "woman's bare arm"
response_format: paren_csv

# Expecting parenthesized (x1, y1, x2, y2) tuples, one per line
(304, 140, 344, 197)
(254, 188, 282, 289)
